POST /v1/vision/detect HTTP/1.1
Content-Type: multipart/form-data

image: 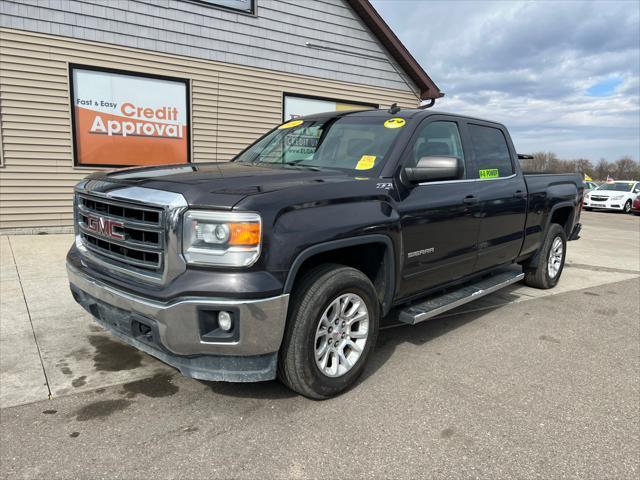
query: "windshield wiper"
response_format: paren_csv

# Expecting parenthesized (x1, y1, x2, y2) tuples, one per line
(284, 161, 321, 171)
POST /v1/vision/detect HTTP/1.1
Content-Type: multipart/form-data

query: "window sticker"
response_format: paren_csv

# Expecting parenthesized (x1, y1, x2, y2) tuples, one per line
(479, 168, 500, 179)
(278, 119, 304, 129)
(355, 155, 377, 170)
(384, 118, 406, 129)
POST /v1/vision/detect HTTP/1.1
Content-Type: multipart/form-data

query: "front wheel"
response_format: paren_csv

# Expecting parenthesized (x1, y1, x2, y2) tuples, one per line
(623, 200, 632, 214)
(278, 264, 379, 399)
(523, 223, 567, 289)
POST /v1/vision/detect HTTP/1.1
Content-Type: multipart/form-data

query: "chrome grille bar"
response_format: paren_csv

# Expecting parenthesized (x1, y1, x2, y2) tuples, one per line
(78, 194, 163, 226)
(76, 193, 165, 273)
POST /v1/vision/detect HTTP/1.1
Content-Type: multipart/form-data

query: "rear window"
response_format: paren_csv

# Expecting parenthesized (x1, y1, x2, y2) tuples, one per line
(468, 124, 514, 179)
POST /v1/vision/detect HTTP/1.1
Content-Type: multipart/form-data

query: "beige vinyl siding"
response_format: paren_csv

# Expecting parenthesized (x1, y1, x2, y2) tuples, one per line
(0, 28, 419, 230)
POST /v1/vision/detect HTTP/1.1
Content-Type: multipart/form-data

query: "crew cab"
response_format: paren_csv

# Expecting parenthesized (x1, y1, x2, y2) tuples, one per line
(583, 181, 640, 213)
(67, 109, 583, 398)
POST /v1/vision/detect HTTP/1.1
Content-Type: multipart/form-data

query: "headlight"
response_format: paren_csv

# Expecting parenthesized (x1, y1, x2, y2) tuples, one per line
(610, 195, 623, 200)
(182, 210, 261, 267)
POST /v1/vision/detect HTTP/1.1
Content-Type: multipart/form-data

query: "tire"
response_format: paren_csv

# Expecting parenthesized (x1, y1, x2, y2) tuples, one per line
(523, 223, 567, 289)
(623, 200, 632, 214)
(278, 264, 380, 399)
(584, 207, 592, 211)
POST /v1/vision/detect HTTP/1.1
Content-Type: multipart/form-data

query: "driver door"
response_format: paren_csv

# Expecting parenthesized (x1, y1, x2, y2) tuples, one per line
(396, 118, 481, 300)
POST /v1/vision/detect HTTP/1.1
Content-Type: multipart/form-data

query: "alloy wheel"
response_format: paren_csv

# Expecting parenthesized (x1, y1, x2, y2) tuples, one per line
(547, 237, 563, 278)
(314, 293, 369, 378)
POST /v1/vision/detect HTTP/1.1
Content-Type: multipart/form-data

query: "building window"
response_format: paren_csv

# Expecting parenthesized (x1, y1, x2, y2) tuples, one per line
(189, 0, 255, 14)
(283, 94, 378, 121)
(70, 65, 190, 168)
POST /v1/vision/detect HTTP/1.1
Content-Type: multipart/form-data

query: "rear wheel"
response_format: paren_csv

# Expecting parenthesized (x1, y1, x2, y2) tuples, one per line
(523, 223, 567, 289)
(278, 264, 379, 399)
(623, 200, 632, 214)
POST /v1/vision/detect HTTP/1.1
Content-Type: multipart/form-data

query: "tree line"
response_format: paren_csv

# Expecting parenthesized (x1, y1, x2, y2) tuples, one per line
(520, 152, 640, 181)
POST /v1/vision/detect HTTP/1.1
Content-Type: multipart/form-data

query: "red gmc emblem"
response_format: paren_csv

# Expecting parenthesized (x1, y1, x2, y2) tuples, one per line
(86, 214, 124, 240)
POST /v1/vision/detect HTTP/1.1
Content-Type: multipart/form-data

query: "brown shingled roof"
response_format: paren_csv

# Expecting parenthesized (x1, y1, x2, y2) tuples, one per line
(346, 0, 444, 100)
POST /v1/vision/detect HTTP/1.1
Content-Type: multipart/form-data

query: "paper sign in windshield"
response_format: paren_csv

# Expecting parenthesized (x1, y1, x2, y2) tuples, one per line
(278, 119, 304, 129)
(384, 118, 406, 129)
(479, 169, 499, 179)
(356, 155, 377, 170)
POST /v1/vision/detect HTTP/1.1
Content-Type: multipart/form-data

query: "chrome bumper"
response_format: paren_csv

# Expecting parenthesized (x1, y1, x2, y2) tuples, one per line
(67, 262, 289, 381)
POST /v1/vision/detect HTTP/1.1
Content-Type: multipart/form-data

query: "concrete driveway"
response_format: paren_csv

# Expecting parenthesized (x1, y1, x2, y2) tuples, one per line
(1, 211, 639, 479)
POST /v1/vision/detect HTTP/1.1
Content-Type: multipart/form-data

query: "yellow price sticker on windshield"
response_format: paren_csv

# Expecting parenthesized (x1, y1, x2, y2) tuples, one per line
(356, 155, 377, 170)
(278, 119, 304, 129)
(479, 168, 499, 179)
(384, 118, 406, 129)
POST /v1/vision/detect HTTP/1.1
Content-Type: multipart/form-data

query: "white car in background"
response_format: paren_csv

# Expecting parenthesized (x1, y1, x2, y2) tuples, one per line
(584, 181, 640, 213)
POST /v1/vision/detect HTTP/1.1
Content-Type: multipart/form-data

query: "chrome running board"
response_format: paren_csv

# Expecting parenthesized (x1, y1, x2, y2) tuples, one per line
(398, 268, 525, 325)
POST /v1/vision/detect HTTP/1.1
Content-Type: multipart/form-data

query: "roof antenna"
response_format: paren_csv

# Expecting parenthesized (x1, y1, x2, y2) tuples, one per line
(388, 103, 401, 114)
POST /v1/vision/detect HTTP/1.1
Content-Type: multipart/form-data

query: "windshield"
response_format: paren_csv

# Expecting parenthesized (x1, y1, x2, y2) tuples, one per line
(596, 182, 635, 192)
(234, 116, 406, 172)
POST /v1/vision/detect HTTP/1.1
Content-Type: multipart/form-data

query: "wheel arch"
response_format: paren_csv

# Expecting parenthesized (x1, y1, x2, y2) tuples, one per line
(546, 201, 576, 238)
(283, 234, 396, 315)
(523, 202, 574, 268)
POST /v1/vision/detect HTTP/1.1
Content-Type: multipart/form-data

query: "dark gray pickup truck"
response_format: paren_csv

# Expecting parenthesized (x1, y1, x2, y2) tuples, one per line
(67, 108, 583, 398)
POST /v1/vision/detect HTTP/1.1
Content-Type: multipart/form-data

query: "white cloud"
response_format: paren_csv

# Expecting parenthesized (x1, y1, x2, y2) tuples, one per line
(371, 0, 640, 160)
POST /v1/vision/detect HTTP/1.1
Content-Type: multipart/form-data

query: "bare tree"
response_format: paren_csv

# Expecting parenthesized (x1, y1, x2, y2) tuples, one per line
(573, 158, 594, 177)
(595, 158, 610, 180)
(614, 156, 638, 180)
(519, 154, 637, 180)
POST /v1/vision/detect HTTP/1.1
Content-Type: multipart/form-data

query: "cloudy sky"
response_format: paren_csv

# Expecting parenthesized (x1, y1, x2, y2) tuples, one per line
(371, 0, 640, 161)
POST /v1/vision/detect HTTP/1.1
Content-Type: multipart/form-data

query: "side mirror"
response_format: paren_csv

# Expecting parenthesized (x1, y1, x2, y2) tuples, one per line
(404, 156, 461, 183)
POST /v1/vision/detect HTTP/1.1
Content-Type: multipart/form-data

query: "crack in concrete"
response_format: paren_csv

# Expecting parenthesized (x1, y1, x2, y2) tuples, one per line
(7, 237, 53, 399)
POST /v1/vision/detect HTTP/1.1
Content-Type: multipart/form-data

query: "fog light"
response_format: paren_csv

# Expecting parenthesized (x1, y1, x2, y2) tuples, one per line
(218, 311, 233, 331)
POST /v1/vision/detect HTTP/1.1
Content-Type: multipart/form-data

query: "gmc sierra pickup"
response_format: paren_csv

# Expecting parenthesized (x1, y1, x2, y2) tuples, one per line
(67, 108, 583, 398)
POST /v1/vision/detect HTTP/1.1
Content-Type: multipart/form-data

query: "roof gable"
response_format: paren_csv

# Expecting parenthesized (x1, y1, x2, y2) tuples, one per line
(346, 0, 443, 100)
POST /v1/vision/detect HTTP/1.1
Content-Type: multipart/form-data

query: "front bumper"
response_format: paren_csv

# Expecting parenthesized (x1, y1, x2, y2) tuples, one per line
(584, 198, 625, 210)
(67, 262, 289, 382)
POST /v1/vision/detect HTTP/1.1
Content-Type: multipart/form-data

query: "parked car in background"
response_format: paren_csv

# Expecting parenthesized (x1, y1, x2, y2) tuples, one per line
(631, 194, 640, 215)
(583, 181, 599, 193)
(584, 181, 640, 213)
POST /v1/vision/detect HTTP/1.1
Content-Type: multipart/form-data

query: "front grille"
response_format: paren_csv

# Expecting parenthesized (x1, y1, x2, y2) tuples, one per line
(77, 193, 165, 272)
(590, 195, 608, 202)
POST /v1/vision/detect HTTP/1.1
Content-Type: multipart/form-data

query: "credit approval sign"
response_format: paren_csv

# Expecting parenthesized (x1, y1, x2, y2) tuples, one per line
(71, 66, 189, 166)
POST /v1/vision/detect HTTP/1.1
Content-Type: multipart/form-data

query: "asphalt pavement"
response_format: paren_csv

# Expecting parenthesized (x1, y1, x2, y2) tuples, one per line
(1, 210, 639, 479)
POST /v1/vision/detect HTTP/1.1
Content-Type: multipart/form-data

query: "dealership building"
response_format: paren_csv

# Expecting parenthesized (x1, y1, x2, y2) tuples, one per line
(0, 0, 442, 231)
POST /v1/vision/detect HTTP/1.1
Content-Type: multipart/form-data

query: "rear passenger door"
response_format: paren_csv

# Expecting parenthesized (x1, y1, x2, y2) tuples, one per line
(466, 122, 527, 272)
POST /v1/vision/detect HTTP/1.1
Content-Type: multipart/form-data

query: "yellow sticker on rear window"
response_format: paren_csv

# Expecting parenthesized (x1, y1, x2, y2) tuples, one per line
(384, 118, 406, 129)
(278, 119, 304, 129)
(479, 168, 499, 179)
(356, 155, 377, 170)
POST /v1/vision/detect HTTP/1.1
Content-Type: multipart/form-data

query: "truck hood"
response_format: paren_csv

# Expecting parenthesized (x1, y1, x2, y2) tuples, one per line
(84, 162, 357, 208)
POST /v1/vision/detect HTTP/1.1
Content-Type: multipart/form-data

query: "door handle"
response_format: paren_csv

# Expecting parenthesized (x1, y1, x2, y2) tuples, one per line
(513, 190, 526, 198)
(463, 195, 479, 205)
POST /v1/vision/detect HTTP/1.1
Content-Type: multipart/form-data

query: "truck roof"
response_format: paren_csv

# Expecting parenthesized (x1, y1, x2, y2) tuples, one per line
(298, 108, 506, 129)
